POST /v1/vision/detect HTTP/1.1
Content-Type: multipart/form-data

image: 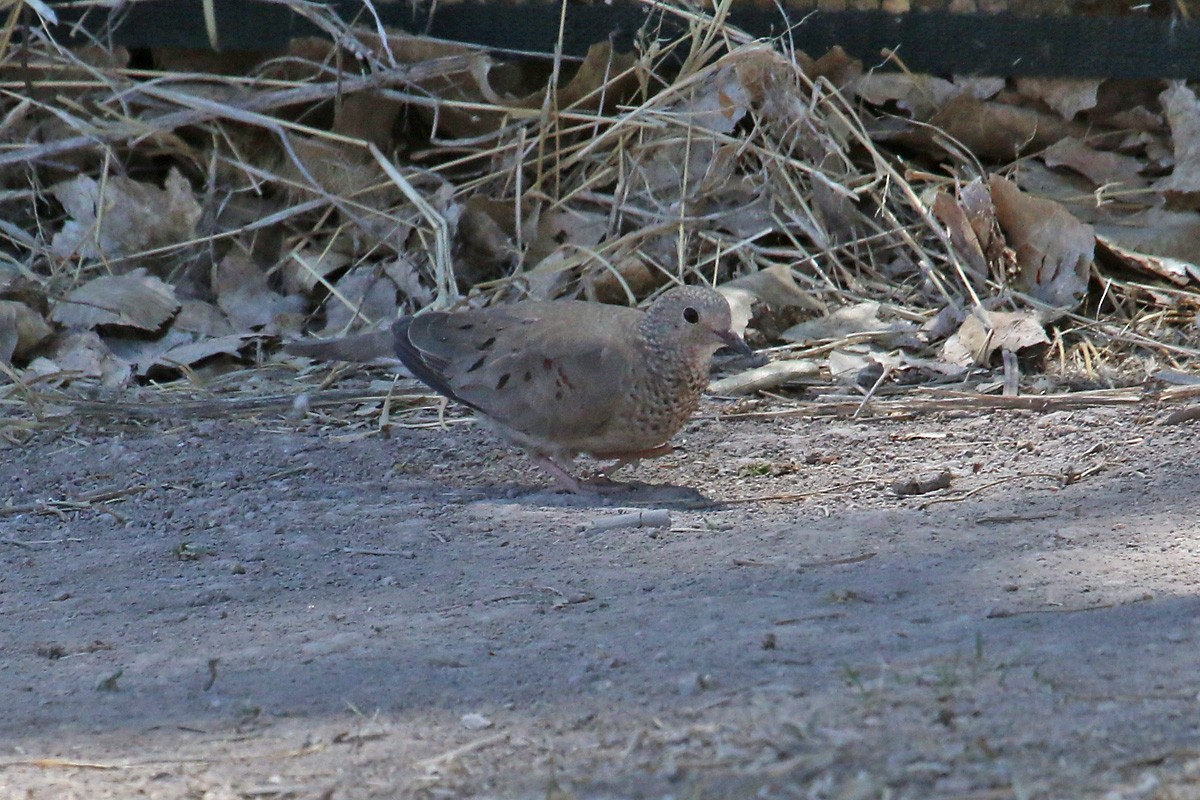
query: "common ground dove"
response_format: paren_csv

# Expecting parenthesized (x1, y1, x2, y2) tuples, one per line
(287, 285, 752, 492)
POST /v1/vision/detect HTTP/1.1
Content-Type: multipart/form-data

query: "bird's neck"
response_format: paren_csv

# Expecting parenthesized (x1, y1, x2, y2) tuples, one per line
(637, 320, 714, 393)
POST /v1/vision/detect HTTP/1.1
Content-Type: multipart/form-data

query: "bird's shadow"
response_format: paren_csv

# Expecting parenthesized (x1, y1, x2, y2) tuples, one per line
(485, 480, 722, 510)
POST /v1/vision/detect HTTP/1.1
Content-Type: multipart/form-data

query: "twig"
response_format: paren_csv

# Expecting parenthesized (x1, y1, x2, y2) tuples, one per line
(0, 59, 473, 171)
(707, 359, 820, 396)
(249, 466, 310, 485)
(0, 483, 153, 518)
(854, 364, 894, 419)
(799, 552, 877, 568)
(413, 732, 510, 771)
(341, 547, 416, 558)
(987, 594, 1152, 618)
(725, 389, 1146, 421)
(734, 552, 875, 569)
(975, 512, 1057, 524)
(920, 473, 1065, 508)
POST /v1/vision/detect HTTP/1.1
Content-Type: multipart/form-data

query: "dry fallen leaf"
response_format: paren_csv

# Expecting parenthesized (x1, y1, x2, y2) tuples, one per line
(722, 263, 821, 312)
(172, 300, 236, 338)
(283, 247, 354, 296)
(1014, 77, 1102, 121)
(628, 48, 770, 198)
(932, 191, 988, 287)
(279, 135, 400, 212)
(318, 266, 399, 336)
(0, 299, 52, 363)
(583, 255, 660, 304)
(518, 41, 638, 112)
(360, 32, 504, 140)
(108, 328, 253, 376)
(1095, 236, 1200, 287)
(782, 301, 918, 349)
(214, 251, 304, 335)
(456, 197, 520, 286)
(988, 174, 1092, 309)
(1042, 137, 1145, 189)
(827, 346, 883, 385)
(382, 256, 435, 308)
(51, 269, 179, 331)
(334, 90, 405, 151)
(854, 73, 960, 119)
(854, 74, 1002, 121)
(959, 178, 1009, 272)
(36, 330, 131, 387)
(50, 167, 201, 261)
(940, 308, 1049, 366)
(810, 177, 867, 245)
(929, 95, 1077, 162)
(1009, 159, 1101, 216)
(1155, 82, 1200, 199)
(1093, 208, 1200, 270)
(804, 46, 862, 89)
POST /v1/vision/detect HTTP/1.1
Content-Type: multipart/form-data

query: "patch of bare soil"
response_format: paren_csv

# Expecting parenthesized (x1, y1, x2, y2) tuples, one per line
(3, 393, 1200, 799)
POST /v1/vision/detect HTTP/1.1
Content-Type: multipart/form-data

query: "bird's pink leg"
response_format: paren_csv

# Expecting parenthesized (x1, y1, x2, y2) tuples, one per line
(528, 453, 584, 493)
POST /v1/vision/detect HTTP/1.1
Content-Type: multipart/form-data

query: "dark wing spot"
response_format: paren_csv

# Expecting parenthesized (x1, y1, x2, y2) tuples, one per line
(543, 358, 553, 370)
(496, 373, 511, 389)
(555, 390, 563, 400)
(477, 336, 497, 351)
(458, 323, 475, 330)
(523, 371, 532, 382)
(466, 355, 487, 373)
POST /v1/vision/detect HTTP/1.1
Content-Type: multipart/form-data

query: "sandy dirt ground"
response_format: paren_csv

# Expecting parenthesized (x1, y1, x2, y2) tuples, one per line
(3, 382, 1200, 799)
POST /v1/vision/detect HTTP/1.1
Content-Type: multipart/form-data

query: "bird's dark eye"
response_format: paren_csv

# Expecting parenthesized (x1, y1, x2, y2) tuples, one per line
(683, 307, 699, 324)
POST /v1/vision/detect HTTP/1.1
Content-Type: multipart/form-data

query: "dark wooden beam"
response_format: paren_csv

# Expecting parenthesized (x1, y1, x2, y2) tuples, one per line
(44, 0, 1200, 78)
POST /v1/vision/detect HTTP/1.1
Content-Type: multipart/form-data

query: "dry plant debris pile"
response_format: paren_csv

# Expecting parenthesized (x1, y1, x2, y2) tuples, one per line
(1, 2, 1199, 421)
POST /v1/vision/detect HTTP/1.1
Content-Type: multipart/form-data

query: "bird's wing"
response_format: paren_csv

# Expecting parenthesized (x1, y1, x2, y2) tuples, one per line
(395, 302, 643, 443)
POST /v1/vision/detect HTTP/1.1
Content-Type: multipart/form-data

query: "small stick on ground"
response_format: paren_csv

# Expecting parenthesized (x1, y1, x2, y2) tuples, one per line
(414, 732, 510, 772)
(919, 473, 1068, 508)
(0, 483, 154, 518)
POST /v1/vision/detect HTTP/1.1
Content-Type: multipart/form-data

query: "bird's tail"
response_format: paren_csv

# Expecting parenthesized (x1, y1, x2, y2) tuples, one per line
(283, 330, 394, 363)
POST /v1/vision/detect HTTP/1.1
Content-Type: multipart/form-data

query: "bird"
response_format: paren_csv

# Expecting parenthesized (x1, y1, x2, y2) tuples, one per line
(286, 285, 753, 492)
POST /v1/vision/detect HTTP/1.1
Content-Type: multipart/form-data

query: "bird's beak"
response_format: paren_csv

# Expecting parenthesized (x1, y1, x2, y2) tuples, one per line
(716, 328, 755, 357)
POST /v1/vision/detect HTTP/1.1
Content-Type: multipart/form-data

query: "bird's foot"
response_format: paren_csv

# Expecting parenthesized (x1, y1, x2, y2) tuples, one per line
(529, 453, 641, 494)
(589, 444, 675, 481)
(531, 446, 676, 494)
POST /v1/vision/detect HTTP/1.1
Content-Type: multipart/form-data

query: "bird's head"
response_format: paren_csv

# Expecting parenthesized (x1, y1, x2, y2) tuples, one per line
(643, 285, 754, 359)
